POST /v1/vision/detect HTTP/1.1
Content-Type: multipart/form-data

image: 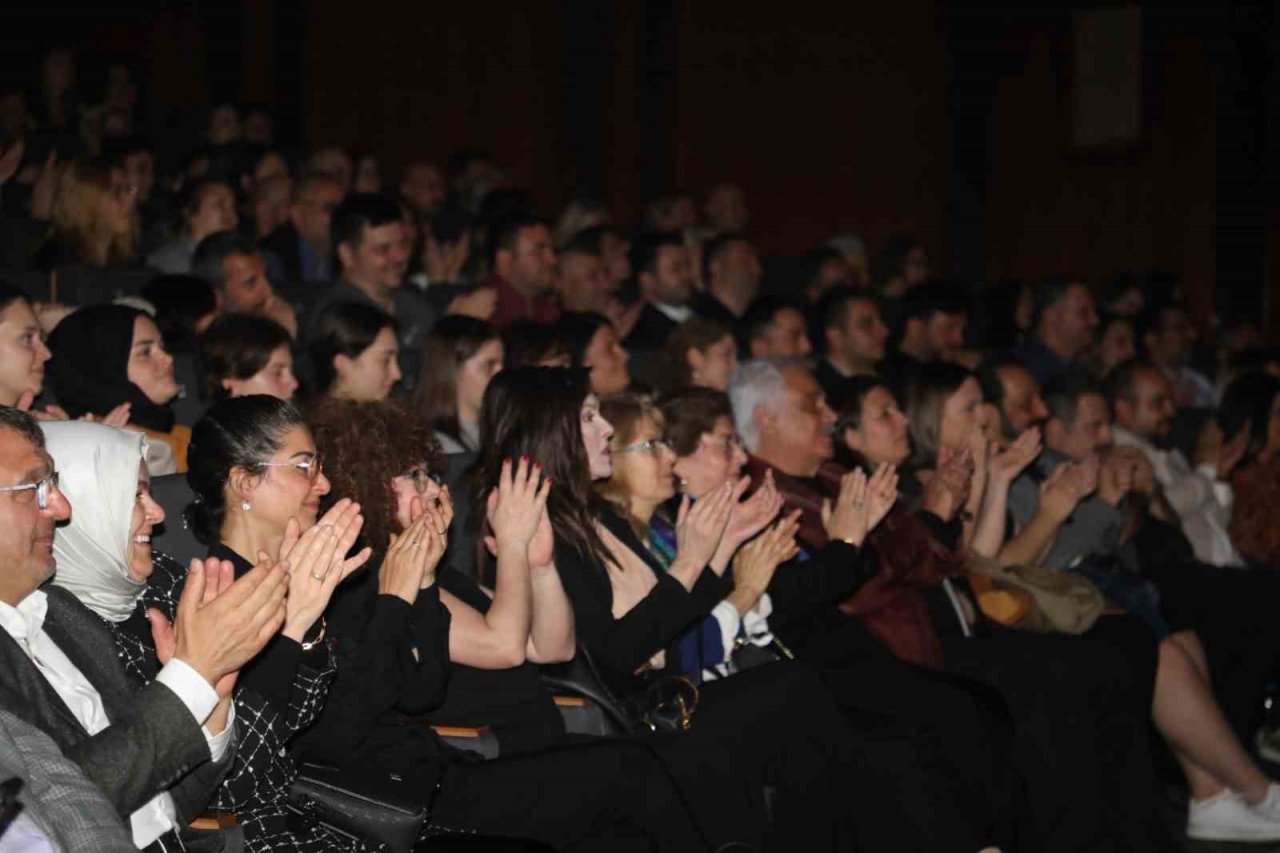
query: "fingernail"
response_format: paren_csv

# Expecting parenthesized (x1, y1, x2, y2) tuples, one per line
(521, 454, 529, 464)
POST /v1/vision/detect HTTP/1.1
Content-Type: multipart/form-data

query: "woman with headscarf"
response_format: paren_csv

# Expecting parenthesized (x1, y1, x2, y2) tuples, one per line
(42, 418, 369, 852)
(46, 304, 189, 475)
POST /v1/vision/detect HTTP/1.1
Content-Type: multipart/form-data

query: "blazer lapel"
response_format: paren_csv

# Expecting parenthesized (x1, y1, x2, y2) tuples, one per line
(41, 589, 133, 722)
(0, 626, 89, 747)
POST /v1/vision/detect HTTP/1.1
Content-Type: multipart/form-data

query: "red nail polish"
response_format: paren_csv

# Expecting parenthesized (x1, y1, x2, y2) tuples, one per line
(521, 454, 529, 464)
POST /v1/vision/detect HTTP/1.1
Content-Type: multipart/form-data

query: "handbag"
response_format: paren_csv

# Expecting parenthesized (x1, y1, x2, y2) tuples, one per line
(620, 674, 700, 732)
(966, 553, 1105, 634)
(287, 762, 433, 853)
(541, 645, 700, 734)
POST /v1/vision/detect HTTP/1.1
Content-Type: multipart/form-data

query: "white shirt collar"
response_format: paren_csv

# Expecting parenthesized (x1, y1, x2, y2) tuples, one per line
(0, 590, 48, 645)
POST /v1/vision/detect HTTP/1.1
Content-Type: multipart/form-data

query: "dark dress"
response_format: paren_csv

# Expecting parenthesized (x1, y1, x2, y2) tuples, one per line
(296, 552, 715, 852)
(552, 503, 1008, 852)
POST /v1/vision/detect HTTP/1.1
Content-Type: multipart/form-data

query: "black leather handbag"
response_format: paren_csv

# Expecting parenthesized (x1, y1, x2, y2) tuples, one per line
(287, 762, 434, 853)
(541, 645, 700, 734)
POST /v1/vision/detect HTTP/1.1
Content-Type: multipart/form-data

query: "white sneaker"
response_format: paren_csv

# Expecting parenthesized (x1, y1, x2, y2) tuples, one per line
(1245, 783, 1280, 822)
(1187, 789, 1280, 842)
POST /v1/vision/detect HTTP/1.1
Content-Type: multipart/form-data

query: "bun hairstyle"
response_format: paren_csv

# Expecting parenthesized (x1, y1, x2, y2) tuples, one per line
(184, 394, 305, 544)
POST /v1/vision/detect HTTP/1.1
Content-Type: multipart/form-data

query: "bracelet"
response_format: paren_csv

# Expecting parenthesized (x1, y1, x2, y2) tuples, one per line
(300, 617, 327, 651)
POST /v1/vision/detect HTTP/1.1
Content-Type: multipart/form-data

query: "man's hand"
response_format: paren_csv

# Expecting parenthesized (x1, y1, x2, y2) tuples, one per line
(165, 556, 288, 687)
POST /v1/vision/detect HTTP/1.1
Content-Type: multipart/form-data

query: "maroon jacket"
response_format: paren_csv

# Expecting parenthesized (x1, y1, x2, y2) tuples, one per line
(747, 455, 965, 667)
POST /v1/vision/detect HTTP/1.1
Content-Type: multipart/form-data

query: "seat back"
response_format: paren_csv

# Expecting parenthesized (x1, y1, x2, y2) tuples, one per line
(150, 473, 204, 566)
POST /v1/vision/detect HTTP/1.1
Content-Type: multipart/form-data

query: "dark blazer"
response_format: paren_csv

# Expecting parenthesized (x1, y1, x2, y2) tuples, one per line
(622, 302, 680, 353)
(0, 586, 233, 820)
(258, 222, 304, 283)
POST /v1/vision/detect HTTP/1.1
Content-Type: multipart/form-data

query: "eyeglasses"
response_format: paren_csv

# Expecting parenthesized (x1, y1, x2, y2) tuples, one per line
(402, 465, 444, 494)
(260, 454, 324, 482)
(700, 433, 743, 460)
(614, 438, 671, 455)
(0, 471, 61, 510)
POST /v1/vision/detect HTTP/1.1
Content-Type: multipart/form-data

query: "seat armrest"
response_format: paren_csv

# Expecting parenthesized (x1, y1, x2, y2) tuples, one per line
(430, 723, 499, 759)
(190, 812, 238, 830)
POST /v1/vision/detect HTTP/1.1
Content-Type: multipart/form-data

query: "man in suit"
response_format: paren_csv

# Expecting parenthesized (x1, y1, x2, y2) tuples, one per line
(622, 231, 696, 354)
(260, 172, 345, 284)
(0, 708, 135, 852)
(0, 406, 287, 851)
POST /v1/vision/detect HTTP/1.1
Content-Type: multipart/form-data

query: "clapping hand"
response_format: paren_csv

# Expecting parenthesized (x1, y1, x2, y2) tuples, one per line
(989, 427, 1042, 486)
(675, 480, 736, 574)
(728, 510, 801, 616)
(151, 555, 287, 691)
(922, 447, 973, 522)
(381, 507, 443, 603)
(722, 471, 783, 550)
(487, 456, 552, 552)
(278, 499, 372, 642)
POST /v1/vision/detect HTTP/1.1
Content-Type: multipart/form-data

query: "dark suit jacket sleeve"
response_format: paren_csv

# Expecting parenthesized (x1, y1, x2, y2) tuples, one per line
(62, 680, 213, 818)
(766, 541, 876, 630)
(167, 726, 237, 823)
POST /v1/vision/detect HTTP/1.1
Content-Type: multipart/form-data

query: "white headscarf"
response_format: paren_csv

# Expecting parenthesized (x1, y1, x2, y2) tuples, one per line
(42, 421, 150, 623)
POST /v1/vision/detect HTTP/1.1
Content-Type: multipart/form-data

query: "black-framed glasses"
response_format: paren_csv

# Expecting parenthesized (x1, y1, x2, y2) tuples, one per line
(260, 454, 324, 482)
(0, 471, 60, 510)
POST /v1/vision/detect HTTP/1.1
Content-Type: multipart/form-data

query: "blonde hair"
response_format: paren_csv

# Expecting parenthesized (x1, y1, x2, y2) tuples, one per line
(48, 160, 135, 266)
(596, 392, 664, 538)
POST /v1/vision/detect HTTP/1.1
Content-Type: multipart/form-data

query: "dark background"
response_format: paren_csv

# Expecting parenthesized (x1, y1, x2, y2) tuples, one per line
(9, 0, 1280, 342)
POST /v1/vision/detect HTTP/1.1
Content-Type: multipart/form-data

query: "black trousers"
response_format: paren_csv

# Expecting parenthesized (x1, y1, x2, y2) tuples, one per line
(942, 615, 1175, 853)
(427, 738, 712, 852)
(649, 659, 1002, 852)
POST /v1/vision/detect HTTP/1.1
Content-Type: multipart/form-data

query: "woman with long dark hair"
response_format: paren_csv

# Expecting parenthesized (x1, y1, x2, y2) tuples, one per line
(411, 315, 503, 452)
(472, 366, 1005, 852)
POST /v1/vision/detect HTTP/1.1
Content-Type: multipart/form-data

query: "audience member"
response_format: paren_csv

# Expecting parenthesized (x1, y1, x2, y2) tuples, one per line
(47, 304, 190, 473)
(198, 313, 298, 402)
(552, 197, 610, 248)
(305, 300, 401, 402)
(248, 174, 291, 239)
(1138, 301, 1216, 408)
(480, 213, 558, 330)
(824, 234, 870, 289)
(874, 235, 929, 297)
(1220, 372, 1280, 568)
(1109, 360, 1246, 567)
(146, 178, 238, 274)
(352, 152, 382, 194)
(307, 193, 435, 387)
(555, 311, 631, 396)
(503, 319, 569, 369)
(260, 171, 344, 283)
(0, 406, 282, 851)
(308, 145, 353, 194)
(703, 182, 749, 234)
(643, 192, 697, 232)
(552, 230, 614, 315)
(694, 232, 761, 323)
(1088, 312, 1137, 379)
(1013, 277, 1098, 384)
(621, 231, 695, 354)
(0, 283, 53, 412)
(35, 158, 137, 269)
(889, 281, 968, 371)
(813, 288, 888, 397)
(400, 160, 446, 222)
(656, 316, 737, 393)
(802, 245, 855, 305)
(141, 273, 219, 425)
(739, 296, 812, 359)
(192, 229, 298, 336)
(413, 315, 503, 453)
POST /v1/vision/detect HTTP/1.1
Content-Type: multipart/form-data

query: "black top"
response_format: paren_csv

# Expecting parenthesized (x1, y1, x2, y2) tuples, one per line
(427, 570, 565, 754)
(553, 503, 731, 696)
(294, 555, 455, 783)
(210, 541, 324, 715)
(690, 291, 739, 327)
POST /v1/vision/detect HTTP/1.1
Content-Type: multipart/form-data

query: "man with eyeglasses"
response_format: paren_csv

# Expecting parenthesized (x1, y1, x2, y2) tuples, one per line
(0, 406, 288, 851)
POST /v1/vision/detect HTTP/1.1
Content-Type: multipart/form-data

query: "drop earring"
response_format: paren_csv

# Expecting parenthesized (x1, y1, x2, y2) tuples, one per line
(241, 501, 251, 511)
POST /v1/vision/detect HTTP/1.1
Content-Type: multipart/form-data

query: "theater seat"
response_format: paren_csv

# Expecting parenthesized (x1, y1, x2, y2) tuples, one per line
(150, 473, 204, 566)
(430, 724, 498, 760)
(540, 647, 634, 737)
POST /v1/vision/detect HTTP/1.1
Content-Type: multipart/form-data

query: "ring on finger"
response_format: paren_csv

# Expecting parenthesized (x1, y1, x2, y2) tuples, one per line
(310, 570, 326, 581)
